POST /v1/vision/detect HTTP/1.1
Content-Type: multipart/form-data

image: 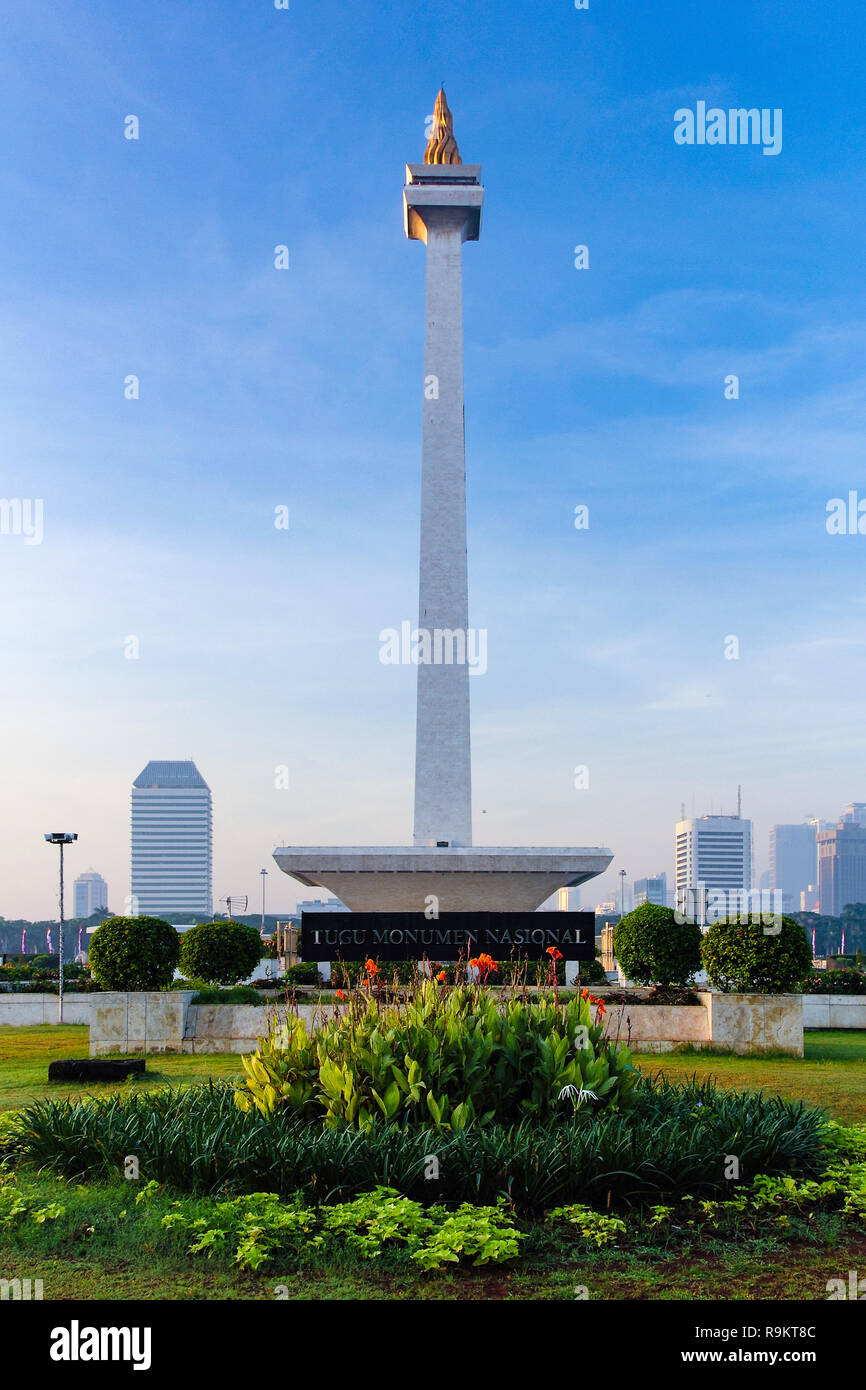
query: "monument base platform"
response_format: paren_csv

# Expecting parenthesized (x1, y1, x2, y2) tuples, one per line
(273, 845, 613, 912)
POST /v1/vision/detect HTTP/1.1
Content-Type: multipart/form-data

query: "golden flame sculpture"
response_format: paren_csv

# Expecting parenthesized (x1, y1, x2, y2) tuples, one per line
(424, 88, 462, 165)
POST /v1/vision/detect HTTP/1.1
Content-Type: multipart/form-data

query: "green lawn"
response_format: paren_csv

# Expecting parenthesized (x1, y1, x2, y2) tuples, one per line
(632, 1030, 866, 1124)
(2, 1023, 866, 1122)
(0, 1025, 244, 1113)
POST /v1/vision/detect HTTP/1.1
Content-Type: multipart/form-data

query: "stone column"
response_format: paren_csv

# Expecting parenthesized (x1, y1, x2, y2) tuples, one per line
(404, 163, 483, 849)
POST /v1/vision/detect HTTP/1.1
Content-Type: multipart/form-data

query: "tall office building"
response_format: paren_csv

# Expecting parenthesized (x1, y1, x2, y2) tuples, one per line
(634, 874, 667, 908)
(770, 825, 817, 915)
(840, 803, 866, 827)
(73, 869, 108, 918)
(131, 761, 212, 916)
(675, 815, 752, 919)
(817, 822, 866, 917)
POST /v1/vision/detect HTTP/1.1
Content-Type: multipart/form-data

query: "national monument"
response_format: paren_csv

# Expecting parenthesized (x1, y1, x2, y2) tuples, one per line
(274, 91, 613, 918)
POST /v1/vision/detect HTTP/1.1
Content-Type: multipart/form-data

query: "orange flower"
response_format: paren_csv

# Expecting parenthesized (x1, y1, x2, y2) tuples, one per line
(436, 970, 446, 982)
(477, 953, 495, 970)
(335, 989, 346, 1000)
(596, 1002, 607, 1016)
(546, 946, 563, 960)
(581, 989, 589, 1000)
(469, 957, 479, 969)
(364, 959, 378, 976)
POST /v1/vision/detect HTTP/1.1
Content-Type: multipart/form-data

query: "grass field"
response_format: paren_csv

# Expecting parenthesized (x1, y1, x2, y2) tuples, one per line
(2, 1023, 865, 1121)
(0, 1025, 243, 1114)
(1, 1023, 865, 1301)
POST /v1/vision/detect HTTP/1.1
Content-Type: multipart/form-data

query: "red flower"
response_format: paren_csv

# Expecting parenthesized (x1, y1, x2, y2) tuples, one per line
(364, 959, 378, 976)
(546, 946, 563, 960)
(436, 970, 446, 982)
(335, 989, 346, 1000)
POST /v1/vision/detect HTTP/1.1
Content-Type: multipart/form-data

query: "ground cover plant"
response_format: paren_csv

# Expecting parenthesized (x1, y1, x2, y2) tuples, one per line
(0, 1121, 863, 1299)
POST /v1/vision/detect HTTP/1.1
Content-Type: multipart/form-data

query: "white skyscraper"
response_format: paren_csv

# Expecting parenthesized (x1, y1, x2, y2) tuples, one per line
(675, 815, 752, 920)
(131, 761, 212, 916)
(73, 869, 108, 918)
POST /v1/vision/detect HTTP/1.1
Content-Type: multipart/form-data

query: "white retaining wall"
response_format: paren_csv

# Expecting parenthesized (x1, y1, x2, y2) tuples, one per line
(0, 994, 93, 1025)
(803, 995, 866, 1029)
(84, 990, 808, 1057)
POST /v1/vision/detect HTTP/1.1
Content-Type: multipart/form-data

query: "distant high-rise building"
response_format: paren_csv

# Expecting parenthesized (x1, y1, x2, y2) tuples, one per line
(770, 824, 817, 915)
(73, 869, 108, 919)
(675, 815, 752, 920)
(840, 803, 866, 827)
(817, 823, 866, 917)
(539, 887, 580, 911)
(131, 761, 212, 916)
(634, 874, 667, 909)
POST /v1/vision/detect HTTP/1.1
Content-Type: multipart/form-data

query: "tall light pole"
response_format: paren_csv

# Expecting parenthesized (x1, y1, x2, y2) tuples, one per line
(44, 832, 77, 1024)
(259, 868, 268, 937)
(619, 868, 627, 919)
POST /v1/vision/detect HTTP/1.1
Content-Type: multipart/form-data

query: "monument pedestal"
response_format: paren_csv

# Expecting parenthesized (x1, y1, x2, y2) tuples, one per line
(275, 844, 612, 914)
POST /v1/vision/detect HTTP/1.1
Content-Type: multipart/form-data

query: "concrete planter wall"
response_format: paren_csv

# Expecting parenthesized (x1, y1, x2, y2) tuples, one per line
(86, 990, 805, 1057)
(598, 993, 803, 1056)
(803, 994, 866, 1029)
(0, 994, 93, 1025)
(89, 994, 324, 1056)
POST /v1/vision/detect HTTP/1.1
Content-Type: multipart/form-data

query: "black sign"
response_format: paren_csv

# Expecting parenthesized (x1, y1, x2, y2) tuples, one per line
(300, 911, 596, 961)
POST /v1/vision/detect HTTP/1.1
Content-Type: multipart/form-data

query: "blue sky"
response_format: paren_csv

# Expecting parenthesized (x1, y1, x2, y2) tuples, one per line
(2, 0, 866, 918)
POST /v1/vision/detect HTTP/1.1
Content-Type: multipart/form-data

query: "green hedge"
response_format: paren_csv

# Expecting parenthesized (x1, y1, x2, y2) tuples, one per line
(88, 917, 179, 991)
(701, 915, 813, 993)
(801, 969, 866, 995)
(613, 903, 702, 985)
(178, 921, 263, 986)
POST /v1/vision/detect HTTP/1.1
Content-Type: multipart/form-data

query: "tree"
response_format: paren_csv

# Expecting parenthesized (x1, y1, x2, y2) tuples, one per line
(178, 920, 263, 986)
(701, 914, 813, 993)
(88, 916, 179, 991)
(840, 903, 866, 954)
(612, 903, 702, 986)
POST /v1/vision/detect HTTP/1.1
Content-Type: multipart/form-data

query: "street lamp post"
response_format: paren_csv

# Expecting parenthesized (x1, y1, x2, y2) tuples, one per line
(44, 832, 77, 1024)
(259, 868, 268, 937)
(619, 868, 627, 919)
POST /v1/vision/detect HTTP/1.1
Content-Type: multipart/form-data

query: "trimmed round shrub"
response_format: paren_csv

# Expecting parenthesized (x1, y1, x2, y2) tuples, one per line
(701, 914, 813, 993)
(577, 958, 608, 986)
(283, 962, 322, 986)
(178, 920, 263, 986)
(88, 916, 179, 991)
(612, 903, 702, 986)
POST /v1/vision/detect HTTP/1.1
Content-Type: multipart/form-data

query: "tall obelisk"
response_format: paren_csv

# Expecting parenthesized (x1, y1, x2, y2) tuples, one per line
(405, 89, 483, 849)
(274, 93, 614, 913)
